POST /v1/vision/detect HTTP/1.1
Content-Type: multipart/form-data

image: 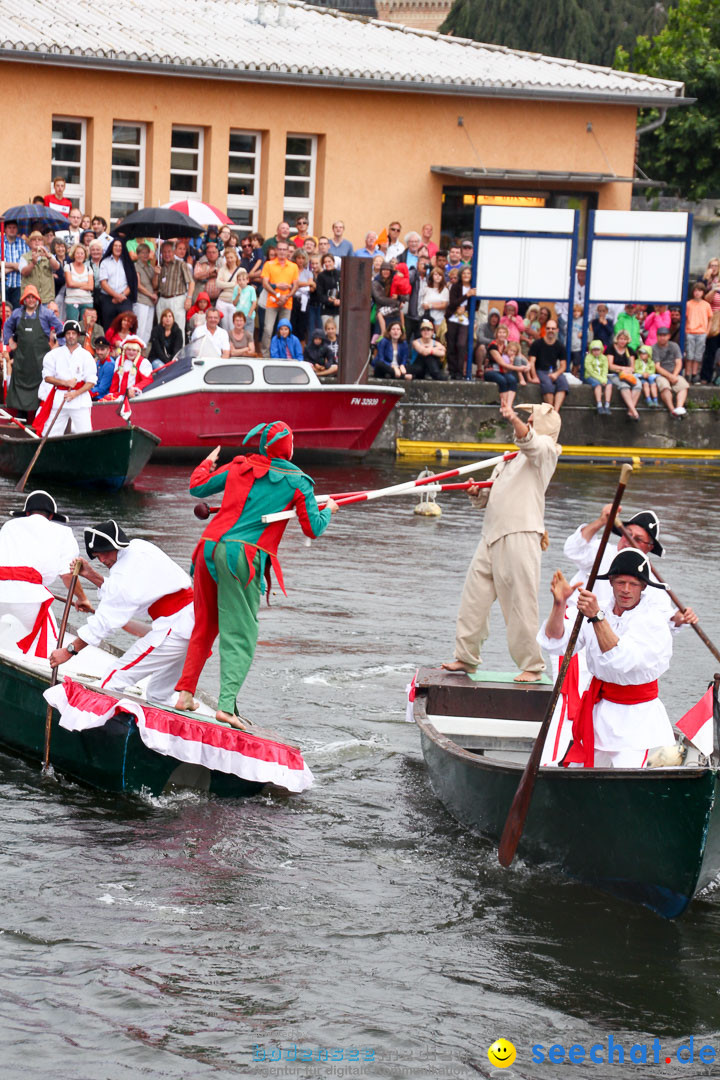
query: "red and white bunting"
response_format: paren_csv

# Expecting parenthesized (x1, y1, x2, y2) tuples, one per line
(44, 678, 313, 793)
(676, 687, 715, 757)
(405, 669, 418, 724)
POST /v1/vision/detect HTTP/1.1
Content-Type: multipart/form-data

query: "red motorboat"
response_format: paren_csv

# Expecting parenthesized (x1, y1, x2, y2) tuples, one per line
(91, 346, 403, 458)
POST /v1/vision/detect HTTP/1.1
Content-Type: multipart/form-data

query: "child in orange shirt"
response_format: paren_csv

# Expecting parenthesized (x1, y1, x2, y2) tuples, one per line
(685, 282, 713, 383)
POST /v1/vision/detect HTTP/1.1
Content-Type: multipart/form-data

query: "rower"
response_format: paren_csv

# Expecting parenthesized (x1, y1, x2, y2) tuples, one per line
(175, 421, 338, 728)
(34, 319, 96, 437)
(0, 491, 91, 658)
(49, 520, 194, 706)
(538, 549, 695, 768)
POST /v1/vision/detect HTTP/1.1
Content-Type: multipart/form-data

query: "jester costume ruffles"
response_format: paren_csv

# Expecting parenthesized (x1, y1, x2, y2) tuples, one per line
(175, 421, 332, 715)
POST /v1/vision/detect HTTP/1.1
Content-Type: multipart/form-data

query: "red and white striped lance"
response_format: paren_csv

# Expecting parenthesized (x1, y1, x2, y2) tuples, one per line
(261, 452, 516, 524)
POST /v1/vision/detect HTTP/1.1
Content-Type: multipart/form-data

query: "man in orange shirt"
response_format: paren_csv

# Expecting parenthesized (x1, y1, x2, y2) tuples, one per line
(261, 241, 299, 356)
(685, 281, 713, 383)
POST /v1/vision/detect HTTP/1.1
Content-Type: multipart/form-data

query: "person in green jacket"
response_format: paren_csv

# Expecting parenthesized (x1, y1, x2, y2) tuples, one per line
(583, 339, 612, 415)
(614, 304, 642, 352)
(634, 343, 658, 406)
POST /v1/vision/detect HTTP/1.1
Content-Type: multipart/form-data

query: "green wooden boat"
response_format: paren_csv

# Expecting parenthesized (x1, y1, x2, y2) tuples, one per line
(413, 668, 720, 918)
(0, 424, 160, 490)
(0, 638, 311, 799)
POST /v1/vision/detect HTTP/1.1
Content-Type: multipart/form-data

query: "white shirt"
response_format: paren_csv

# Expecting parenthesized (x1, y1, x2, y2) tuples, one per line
(78, 539, 193, 647)
(538, 594, 674, 751)
(98, 256, 128, 293)
(191, 324, 230, 357)
(385, 240, 404, 261)
(39, 345, 96, 410)
(0, 515, 78, 603)
(563, 525, 674, 620)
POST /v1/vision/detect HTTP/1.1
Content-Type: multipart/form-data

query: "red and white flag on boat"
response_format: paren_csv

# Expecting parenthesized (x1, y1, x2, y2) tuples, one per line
(676, 686, 714, 756)
(44, 678, 314, 793)
(405, 670, 418, 723)
(117, 391, 132, 424)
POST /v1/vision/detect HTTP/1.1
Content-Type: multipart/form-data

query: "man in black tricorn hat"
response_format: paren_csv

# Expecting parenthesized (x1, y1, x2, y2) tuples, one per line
(539, 549, 694, 769)
(49, 519, 195, 706)
(0, 490, 91, 657)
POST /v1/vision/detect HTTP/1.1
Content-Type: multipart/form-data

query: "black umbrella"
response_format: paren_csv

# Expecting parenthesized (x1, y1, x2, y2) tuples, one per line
(111, 207, 204, 239)
(1, 203, 69, 232)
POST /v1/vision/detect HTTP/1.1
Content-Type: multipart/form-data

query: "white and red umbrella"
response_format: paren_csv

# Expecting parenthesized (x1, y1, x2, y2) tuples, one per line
(162, 200, 233, 227)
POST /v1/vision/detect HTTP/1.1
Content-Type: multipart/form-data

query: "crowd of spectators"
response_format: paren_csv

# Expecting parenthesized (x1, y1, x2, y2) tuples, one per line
(3, 185, 720, 415)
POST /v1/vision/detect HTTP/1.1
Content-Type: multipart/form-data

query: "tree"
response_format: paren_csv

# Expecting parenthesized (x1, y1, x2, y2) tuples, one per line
(615, 0, 720, 199)
(440, 0, 672, 69)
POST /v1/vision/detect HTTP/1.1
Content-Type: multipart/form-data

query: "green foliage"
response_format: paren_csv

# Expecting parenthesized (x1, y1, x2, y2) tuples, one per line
(440, 0, 672, 68)
(615, 0, 720, 199)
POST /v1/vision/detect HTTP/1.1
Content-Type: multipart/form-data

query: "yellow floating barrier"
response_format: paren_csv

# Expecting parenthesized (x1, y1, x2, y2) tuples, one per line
(396, 439, 720, 466)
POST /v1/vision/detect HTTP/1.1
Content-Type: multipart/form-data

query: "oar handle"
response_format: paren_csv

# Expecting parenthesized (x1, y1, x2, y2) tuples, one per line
(43, 559, 82, 770)
(16, 403, 64, 492)
(498, 463, 632, 867)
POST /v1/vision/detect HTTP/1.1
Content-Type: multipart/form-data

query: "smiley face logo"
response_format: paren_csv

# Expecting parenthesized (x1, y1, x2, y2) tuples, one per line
(488, 1039, 516, 1068)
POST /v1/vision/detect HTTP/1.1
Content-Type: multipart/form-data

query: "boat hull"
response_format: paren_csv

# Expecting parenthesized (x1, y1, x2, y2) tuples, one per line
(415, 671, 720, 917)
(91, 385, 400, 457)
(0, 425, 160, 490)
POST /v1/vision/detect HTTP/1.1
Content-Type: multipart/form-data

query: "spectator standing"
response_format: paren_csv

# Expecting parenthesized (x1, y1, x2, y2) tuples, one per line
(399, 232, 421, 270)
(192, 241, 224, 304)
(406, 255, 430, 345)
(51, 239, 69, 320)
(262, 222, 291, 258)
(607, 330, 640, 421)
(556, 258, 586, 332)
(290, 250, 313, 344)
(304, 328, 337, 376)
(154, 241, 194, 334)
(261, 241, 299, 355)
(445, 265, 476, 379)
(238, 236, 263, 283)
(324, 319, 339, 368)
(2, 285, 63, 416)
(215, 247, 242, 330)
(90, 216, 113, 254)
(149, 309, 183, 367)
(317, 236, 340, 270)
(500, 300, 524, 342)
(2, 220, 28, 310)
(570, 303, 584, 375)
(614, 304, 642, 351)
(384, 222, 404, 261)
(668, 305, 682, 345)
(354, 232, 380, 259)
(591, 303, 615, 352)
(460, 239, 474, 266)
(373, 323, 411, 380)
(290, 216, 316, 250)
(19, 231, 59, 305)
(643, 304, 670, 346)
(328, 221, 354, 260)
(528, 319, 569, 411)
(231, 269, 257, 334)
(64, 244, 95, 323)
(685, 281, 712, 383)
(702, 258, 720, 312)
(420, 223, 438, 260)
(445, 245, 463, 278)
(316, 253, 341, 331)
(43, 177, 72, 217)
(131, 242, 157, 344)
(653, 324, 688, 418)
(371, 263, 402, 336)
(98, 238, 136, 331)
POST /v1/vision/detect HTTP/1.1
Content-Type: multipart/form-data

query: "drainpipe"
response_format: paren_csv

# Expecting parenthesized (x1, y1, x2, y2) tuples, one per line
(637, 107, 667, 138)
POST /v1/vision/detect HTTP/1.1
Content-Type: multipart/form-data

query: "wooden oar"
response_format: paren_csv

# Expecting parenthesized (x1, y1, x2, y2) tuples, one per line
(615, 516, 720, 665)
(43, 559, 82, 770)
(15, 405, 65, 492)
(497, 463, 633, 868)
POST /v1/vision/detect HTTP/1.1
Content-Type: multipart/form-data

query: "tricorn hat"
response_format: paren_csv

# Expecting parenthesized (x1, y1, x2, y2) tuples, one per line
(84, 520, 130, 558)
(10, 489, 68, 523)
(611, 510, 663, 557)
(597, 549, 665, 588)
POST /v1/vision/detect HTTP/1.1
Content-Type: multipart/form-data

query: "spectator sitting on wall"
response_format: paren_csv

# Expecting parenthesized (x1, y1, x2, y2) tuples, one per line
(614, 303, 641, 352)
(528, 318, 569, 412)
(505, 340, 529, 387)
(270, 317, 303, 360)
(373, 323, 411, 380)
(537, 306, 552, 338)
(653, 324, 688, 418)
(474, 306, 501, 373)
(305, 328, 338, 377)
(329, 220, 354, 260)
(410, 320, 448, 381)
(191, 307, 230, 358)
(228, 310, 256, 357)
(354, 231, 380, 259)
(685, 280, 713, 384)
(483, 324, 521, 407)
(590, 303, 615, 352)
(149, 308, 183, 368)
(635, 343, 659, 406)
(583, 339, 612, 415)
(43, 176, 72, 217)
(522, 304, 541, 350)
(607, 329, 640, 421)
(372, 262, 403, 336)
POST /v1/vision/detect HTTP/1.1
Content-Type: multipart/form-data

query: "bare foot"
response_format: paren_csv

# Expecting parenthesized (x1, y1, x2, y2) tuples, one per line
(216, 709, 249, 730)
(176, 691, 199, 711)
(441, 659, 477, 674)
(514, 670, 543, 683)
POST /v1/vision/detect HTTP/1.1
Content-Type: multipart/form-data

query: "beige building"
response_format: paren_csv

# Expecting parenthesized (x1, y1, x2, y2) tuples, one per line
(0, 0, 688, 247)
(375, 0, 453, 32)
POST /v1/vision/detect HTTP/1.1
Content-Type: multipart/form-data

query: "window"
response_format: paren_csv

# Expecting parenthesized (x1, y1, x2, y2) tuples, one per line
(110, 122, 146, 226)
(170, 126, 204, 199)
(263, 364, 310, 385)
(51, 116, 86, 207)
(203, 365, 254, 385)
(227, 131, 261, 237)
(283, 134, 317, 230)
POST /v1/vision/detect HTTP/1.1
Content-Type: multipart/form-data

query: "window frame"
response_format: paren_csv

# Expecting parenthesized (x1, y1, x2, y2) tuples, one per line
(51, 115, 87, 208)
(110, 121, 147, 227)
(170, 125, 205, 201)
(283, 134, 317, 231)
(227, 129, 262, 237)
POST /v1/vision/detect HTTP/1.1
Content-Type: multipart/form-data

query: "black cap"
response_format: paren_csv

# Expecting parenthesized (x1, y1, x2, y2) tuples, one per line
(94, 336, 111, 348)
(10, 490, 68, 523)
(597, 549, 666, 588)
(612, 510, 663, 556)
(84, 520, 130, 558)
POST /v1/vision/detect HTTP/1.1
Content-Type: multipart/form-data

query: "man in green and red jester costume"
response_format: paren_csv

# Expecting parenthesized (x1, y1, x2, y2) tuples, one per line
(175, 421, 339, 727)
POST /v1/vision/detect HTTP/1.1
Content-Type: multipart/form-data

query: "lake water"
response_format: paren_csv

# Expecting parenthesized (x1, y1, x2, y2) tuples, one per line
(0, 459, 719, 1079)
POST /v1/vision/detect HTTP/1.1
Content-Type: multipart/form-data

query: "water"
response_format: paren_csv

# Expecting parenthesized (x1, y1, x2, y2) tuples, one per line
(0, 460, 719, 1079)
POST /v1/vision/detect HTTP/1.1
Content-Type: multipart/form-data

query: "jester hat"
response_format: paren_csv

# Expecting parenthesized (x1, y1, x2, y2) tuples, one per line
(243, 420, 294, 460)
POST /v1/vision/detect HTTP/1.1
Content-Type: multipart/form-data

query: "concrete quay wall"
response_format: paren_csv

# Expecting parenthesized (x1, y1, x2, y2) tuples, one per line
(370, 380, 720, 454)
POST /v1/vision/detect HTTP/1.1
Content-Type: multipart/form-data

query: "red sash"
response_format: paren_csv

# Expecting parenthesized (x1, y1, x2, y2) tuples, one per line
(148, 587, 194, 620)
(32, 380, 86, 435)
(562, 677, 659, 768)
(550, 653, 580, 763)
(0, 565, 54, 657)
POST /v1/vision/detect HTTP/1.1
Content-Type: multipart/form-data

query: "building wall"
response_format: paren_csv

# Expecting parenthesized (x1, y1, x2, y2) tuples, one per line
(0, 60, 637, 241)
(374, 0, 453, 32)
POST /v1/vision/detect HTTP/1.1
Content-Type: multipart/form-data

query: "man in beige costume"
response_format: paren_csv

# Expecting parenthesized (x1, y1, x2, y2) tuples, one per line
(443, 401, 561, 682)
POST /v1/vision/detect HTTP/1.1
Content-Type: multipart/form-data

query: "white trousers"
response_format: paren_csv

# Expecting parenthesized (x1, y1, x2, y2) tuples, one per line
(101, 626, 191, 705)
(594, 747, 649, 769)
(155, 295, 187, 335)
(44, 405, 92, 438)
(0, 602, 58, 657)
(133, 303, 154, 346)
(216, 299, 236, 331)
